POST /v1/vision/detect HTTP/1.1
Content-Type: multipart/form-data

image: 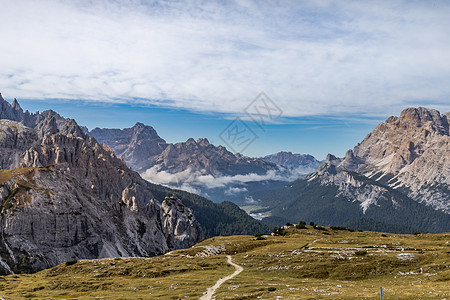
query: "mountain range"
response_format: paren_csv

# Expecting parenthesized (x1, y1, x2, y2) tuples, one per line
(255, 107, 450, 233)
(90, 124, 321, 205)
(86, 105, 449, 233)
(0, 94, 268, 274)
(1, 92, 449, 275)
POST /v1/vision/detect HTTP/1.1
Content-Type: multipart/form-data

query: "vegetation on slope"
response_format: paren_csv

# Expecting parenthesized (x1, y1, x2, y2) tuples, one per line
(256, 177, 450, 233)
(147, 184, 271, 237)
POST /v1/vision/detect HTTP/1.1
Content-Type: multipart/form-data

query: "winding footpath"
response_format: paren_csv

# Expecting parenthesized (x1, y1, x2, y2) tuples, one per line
(199, 255, 243, 300)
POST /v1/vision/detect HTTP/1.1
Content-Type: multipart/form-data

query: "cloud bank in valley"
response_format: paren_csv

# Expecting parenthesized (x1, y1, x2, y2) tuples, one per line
(140, 165, 303, 191)
(1, 0, 450, 117)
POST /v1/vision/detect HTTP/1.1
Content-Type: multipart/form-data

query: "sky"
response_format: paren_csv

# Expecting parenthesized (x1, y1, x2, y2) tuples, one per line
(1, 0, 450, 160)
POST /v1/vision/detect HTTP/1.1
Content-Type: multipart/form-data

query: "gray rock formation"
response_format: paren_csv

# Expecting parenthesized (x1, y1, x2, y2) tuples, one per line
(90, 123, 280, 177)
(90, 123, 168, 171)
(152, 137, 278, 176)
(0, 96, 203, 274)
(309, 107, 450, 213)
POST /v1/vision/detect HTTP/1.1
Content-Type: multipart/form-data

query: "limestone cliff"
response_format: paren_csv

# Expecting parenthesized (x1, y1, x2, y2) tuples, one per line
(0, 96, 203, 274)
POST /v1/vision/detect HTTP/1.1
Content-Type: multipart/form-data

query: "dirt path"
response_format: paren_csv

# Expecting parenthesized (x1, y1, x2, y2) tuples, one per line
(199, 255, 243, 300)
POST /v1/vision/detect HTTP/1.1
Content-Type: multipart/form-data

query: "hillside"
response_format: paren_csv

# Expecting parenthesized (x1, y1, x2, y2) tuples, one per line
(1, 226, 448, 299)
(255, 107, 450, 233)
(0, 95, 270, 274)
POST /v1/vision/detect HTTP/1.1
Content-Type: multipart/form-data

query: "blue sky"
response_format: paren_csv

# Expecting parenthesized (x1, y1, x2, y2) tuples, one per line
(1, 0, 450, 160)
(17, 97, 385, 160)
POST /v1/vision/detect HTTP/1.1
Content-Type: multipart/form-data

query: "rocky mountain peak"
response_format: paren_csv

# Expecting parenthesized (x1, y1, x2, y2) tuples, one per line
(61, 118, 88, 138)
(131, 122, 162, 139)
(261, 151, 320, 172)
(325, 153, 338, 163)
(132, 122, 145, 128)
(397, 107, 449, 135)
(185, 137, 196, 145)
(11, 98, 22, 111)
(312, 107, 450, 213)
(89, 123, 167, 171)
(0, 108, 203, 273)
(196, 138, 210, 147)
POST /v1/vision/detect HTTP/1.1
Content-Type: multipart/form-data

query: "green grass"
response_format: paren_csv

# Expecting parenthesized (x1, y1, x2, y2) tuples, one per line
(0, 226, 448, 299)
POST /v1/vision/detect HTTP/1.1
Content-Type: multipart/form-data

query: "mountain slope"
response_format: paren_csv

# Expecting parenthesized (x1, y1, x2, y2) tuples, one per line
(89, 125, 322, 205)
(0, 97, 205, 274)
(353, 107, 450, 211)
(2, 228, 449, 299)
(0, 95, 272, 274)
(257, 107, 450, 233)
(90, 123, 168, 172)
(0, 95, 264, 274)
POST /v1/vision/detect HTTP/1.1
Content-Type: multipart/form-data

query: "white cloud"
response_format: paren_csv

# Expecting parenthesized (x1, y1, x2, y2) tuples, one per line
(244, 196, 257, 204)
(224, 186, 248, 195)
(1, 0, 450, 117)
(140, 165, 303, 190)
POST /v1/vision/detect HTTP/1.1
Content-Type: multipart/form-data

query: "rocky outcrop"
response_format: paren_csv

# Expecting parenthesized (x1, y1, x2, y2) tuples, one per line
(152, 137, 278, 176)
(90, 123, 280, 177)
(310, 107, 450, 213)
(90, 123, 168, 171)
(0, 96, 203, 274)
(353, 107, 450, 211)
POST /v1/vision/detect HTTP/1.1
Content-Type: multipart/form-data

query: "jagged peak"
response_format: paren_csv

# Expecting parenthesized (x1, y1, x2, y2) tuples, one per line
(11, 98, 22, 111)
(344, 149, 354, 160)
(185, 137, 196, 145)
(325, 153, 338, 162)
(196, 138, 210, 146)
(132, 122, 145, 128)
(399, 107, 441, 123)
(396, 106, 449, 135)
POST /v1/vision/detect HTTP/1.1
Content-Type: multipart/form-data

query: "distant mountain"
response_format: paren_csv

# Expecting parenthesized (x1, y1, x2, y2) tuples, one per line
(262, 151, 321, 174)
(0, 95, 269, 274)
(89, 125, 299, 205)
(90, 125, 280, 175)
(256, 107, 450, 233)
(90, 123, 168, 172)
(150, 137, 279, 176)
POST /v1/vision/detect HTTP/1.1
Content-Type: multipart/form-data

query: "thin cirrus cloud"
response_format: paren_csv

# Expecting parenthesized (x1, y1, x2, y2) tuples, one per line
(1, 0, 450, 118)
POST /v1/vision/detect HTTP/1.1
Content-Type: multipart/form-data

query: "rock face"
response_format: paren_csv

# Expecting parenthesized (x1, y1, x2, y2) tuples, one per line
(151, 137, 278, 176)
(90, 123, 168, 172)
(0, 96, 203, 274)
(352, 107, 450, 212)
(90, 124, 279, 177)
(261, 151, 321, 174)
(258, 107, 449, 233)
(306, 107, 450, 213)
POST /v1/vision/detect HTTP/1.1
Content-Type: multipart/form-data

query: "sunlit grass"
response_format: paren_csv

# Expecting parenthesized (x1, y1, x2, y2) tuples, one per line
(0, 226, 448, 299)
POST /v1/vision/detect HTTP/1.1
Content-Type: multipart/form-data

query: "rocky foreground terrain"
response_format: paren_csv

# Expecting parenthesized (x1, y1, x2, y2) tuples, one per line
(0, 94, 204, 274)
(1, 226, 448, 299)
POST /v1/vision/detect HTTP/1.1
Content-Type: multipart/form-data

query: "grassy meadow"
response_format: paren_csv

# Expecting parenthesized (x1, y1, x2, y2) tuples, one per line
(0, 226, 448, 299)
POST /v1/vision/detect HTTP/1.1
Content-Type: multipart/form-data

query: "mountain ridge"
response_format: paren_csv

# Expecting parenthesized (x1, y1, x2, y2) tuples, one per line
(257, 107, 449, 232)
(0, 95, 269, 274)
